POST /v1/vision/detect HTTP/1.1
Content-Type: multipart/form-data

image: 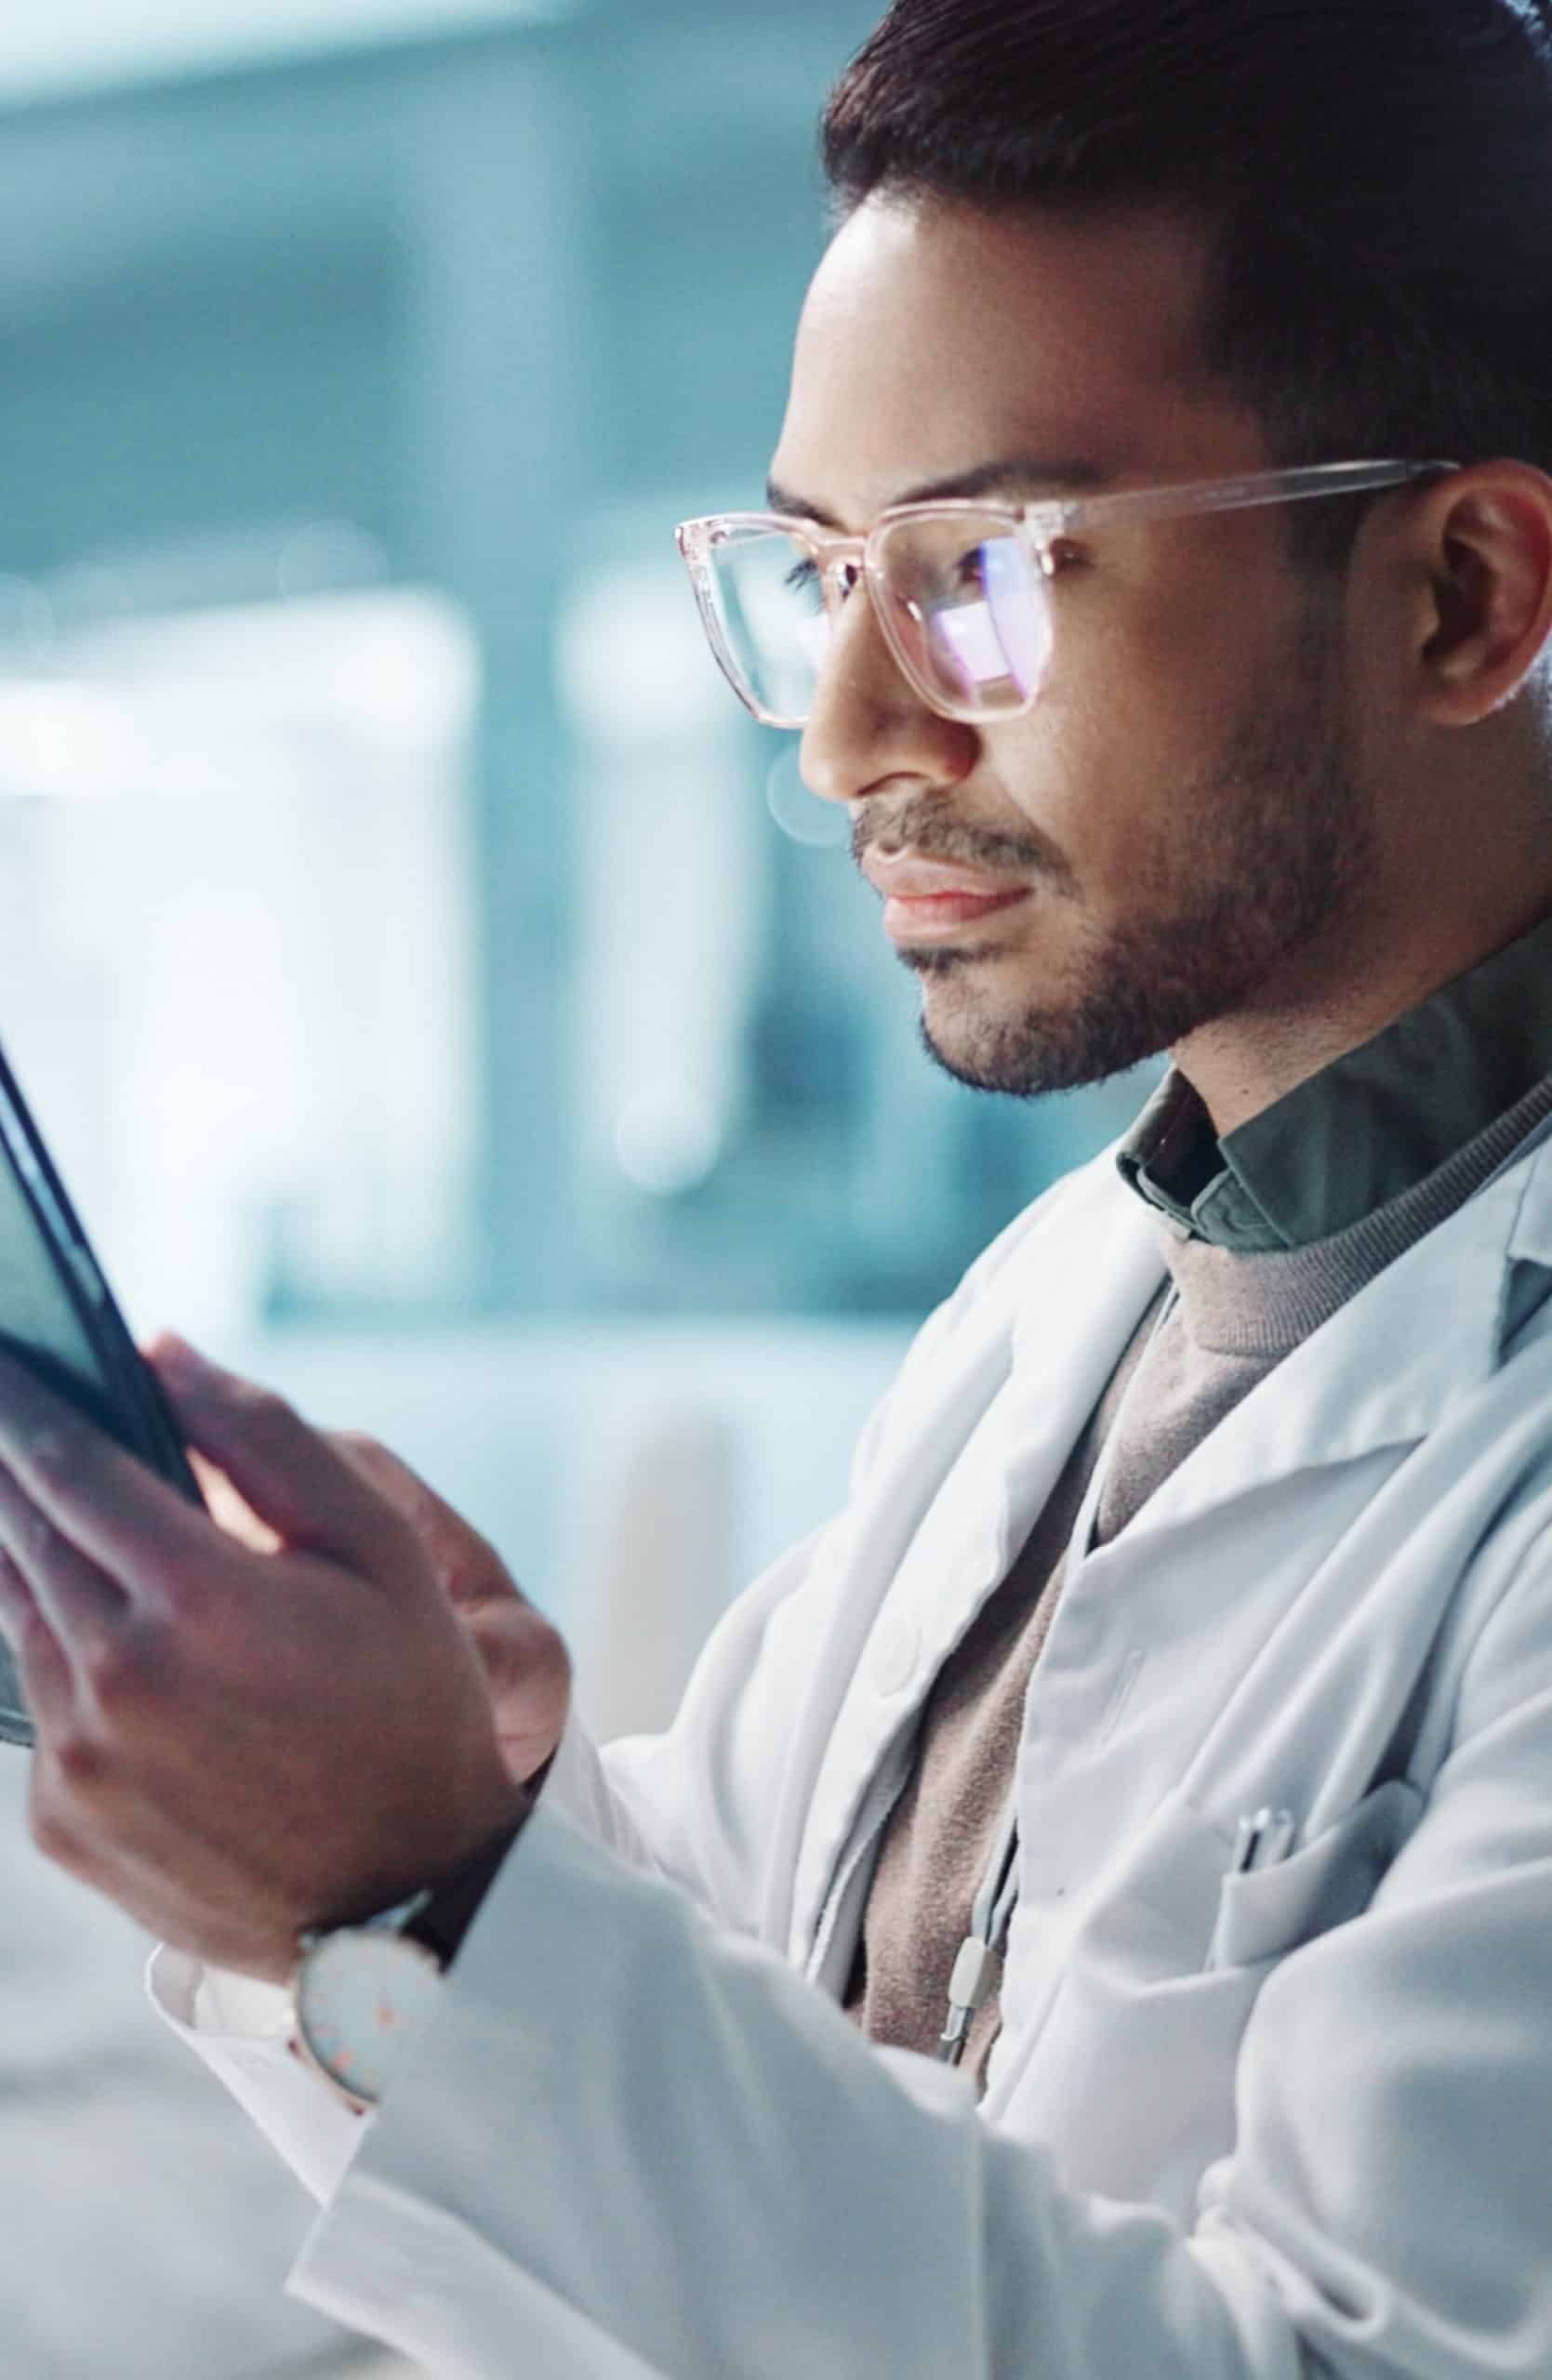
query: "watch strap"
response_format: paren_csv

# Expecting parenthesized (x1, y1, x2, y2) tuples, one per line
(400, 1753, 551, 1967)
(401, 1818, 523, 1969)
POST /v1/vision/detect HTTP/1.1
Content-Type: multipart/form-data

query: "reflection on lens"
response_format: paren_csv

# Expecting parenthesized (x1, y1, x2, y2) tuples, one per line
(876, 512, 1052, 717)
(981, 536, 1048, 698)
(922, 536, 1047, 711)
(935, 588, 1010, 693)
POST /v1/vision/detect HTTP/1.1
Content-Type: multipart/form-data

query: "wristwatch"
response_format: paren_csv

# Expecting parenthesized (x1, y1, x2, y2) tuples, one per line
(290, 1822, 522, 2113)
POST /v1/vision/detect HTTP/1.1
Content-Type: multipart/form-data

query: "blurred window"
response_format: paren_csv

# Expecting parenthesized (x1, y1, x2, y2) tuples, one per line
(0, 11, 1149, 1345)
(0, 576, 480, 1343)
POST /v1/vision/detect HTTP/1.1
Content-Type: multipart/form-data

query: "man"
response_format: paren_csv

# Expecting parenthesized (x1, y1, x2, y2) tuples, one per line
(4, 0, 1552, 2370)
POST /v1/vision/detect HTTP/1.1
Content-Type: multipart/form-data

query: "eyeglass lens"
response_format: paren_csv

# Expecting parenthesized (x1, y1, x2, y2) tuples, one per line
(703, 513, 1054, 725)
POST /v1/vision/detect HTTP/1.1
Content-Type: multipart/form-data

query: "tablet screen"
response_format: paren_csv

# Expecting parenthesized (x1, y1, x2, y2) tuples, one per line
(0, 1049, 203, 1748)
(0, 1111, 113, 1400)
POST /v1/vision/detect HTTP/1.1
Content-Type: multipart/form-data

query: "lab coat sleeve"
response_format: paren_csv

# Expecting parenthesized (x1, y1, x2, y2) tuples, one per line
(285, 1795, 1295, 2380)
(274, 1527, 1552, 2379)
(287, 1526, 1552, 2380)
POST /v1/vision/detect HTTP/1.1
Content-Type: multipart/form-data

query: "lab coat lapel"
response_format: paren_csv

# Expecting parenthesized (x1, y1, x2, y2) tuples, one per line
(1098, 1125, 1552, 1548)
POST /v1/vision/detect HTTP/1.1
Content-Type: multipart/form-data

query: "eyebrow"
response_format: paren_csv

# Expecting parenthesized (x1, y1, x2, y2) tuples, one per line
(763, 456, 1113, 526)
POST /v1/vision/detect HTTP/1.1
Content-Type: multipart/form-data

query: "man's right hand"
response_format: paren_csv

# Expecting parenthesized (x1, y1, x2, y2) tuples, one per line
(153, 1342, 573, 1789)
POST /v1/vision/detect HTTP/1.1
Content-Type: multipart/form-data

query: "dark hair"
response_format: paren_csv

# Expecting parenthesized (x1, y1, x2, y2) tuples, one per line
(822, 0, 1552, 567)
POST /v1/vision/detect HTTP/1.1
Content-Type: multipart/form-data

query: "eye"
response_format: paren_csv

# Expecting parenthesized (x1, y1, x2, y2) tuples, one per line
(1043, 536, 1089, 577)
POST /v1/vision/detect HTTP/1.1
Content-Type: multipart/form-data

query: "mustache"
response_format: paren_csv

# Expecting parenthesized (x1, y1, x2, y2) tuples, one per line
(850, 796, 1058, 881)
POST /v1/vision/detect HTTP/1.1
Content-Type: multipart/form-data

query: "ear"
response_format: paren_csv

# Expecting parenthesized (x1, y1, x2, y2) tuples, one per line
(1410, 462, 1552, 727)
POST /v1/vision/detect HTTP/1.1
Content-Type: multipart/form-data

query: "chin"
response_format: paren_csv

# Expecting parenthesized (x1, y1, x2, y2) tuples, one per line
(915, 963, 1175, 1102)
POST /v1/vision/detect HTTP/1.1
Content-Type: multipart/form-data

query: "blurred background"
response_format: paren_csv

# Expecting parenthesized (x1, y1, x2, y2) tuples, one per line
(0, 4, 1150, 2373)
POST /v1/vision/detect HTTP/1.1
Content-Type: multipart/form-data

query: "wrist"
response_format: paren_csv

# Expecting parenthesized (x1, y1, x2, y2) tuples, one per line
(288, 1792, 531, 2112)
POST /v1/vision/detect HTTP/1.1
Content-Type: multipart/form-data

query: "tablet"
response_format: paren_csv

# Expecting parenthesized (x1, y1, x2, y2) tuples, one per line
(0, 1038, 205, 1749)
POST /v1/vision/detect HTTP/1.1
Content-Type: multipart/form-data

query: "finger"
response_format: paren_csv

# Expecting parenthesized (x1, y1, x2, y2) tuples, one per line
(328, 1429, 429, 1520)
(0, 1353, 212, 1596)
(148, 1337, 415, 1584)
(0, 1544, 77, 1726)
(463, 1601, 572, 1780)
(328, 1431, 514, 1609)
(0, 1457, 125, 1662)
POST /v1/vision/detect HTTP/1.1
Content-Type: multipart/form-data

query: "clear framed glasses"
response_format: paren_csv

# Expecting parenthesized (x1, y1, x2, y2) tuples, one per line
(676, 458, 1458, 730)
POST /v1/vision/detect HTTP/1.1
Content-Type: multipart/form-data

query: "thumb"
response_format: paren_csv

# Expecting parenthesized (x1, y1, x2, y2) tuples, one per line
(146, 1334, 417, 1586)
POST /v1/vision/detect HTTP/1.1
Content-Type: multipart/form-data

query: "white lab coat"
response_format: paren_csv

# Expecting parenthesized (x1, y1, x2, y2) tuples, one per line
(153, 1118, 1552, 2379)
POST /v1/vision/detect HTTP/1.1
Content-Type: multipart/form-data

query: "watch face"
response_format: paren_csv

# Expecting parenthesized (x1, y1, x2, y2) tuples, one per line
(294, 1927, 444, 2108)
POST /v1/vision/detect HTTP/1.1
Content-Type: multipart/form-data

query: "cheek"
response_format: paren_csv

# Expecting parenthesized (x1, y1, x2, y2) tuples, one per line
(991, 662, 1214, 887)
(998, 566, 1297, 874)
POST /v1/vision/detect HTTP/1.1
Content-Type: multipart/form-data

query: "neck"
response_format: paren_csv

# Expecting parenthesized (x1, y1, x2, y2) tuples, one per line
(1173, 884, 1552, 1138)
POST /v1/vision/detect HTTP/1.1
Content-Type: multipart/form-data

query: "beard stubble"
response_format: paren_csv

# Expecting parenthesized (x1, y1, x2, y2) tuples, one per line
(885, 602, 1372, 1100)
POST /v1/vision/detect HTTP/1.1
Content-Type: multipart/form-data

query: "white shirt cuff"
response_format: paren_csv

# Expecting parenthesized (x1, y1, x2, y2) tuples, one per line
(148, 1943, 368, 2206)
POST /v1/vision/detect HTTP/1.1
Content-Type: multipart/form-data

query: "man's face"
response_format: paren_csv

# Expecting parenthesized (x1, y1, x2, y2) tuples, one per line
(769, 197, 1373, 1098)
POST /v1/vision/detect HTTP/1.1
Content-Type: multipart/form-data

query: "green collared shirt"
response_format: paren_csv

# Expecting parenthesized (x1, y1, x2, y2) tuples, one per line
(1118, 912, 1552, 1251)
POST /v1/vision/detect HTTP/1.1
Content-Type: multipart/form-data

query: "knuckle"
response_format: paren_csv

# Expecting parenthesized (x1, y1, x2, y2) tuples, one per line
(82, 1619, 170, 1713)
(48, 1726, 109, 1798)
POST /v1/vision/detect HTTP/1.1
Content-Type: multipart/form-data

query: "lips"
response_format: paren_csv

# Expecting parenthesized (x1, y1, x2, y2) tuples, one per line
(860, 849, 1026, 902)
(861, 846, 1032, 944)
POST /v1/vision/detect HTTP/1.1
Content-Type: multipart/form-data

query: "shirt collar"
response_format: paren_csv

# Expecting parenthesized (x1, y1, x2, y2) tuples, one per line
(1117, 909, 1552, 1252)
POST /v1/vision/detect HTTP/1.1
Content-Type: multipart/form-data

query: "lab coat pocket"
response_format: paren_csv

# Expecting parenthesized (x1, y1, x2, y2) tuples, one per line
(1010, 1786, 1280, 2213)
(1012, 1780, 1423, 2216)
(1205, 1777, 1424, 1974)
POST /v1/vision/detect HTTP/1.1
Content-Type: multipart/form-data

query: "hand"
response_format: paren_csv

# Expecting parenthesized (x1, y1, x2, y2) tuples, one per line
(162, 1351, 573, 1786)
(0, 1341, 535, 1984)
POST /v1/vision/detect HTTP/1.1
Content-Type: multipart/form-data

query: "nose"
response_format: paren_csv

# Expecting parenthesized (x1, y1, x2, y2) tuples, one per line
(798, 582, 979, 809)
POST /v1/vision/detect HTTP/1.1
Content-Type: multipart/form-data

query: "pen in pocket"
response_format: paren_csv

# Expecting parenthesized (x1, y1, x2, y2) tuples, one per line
(1204, 1806, 1297, 1970)
(1231, 1806, 1297, 1875)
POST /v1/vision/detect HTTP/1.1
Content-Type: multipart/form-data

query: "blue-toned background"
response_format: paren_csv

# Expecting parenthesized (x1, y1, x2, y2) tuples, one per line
(0, 7, 1149, 2373)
